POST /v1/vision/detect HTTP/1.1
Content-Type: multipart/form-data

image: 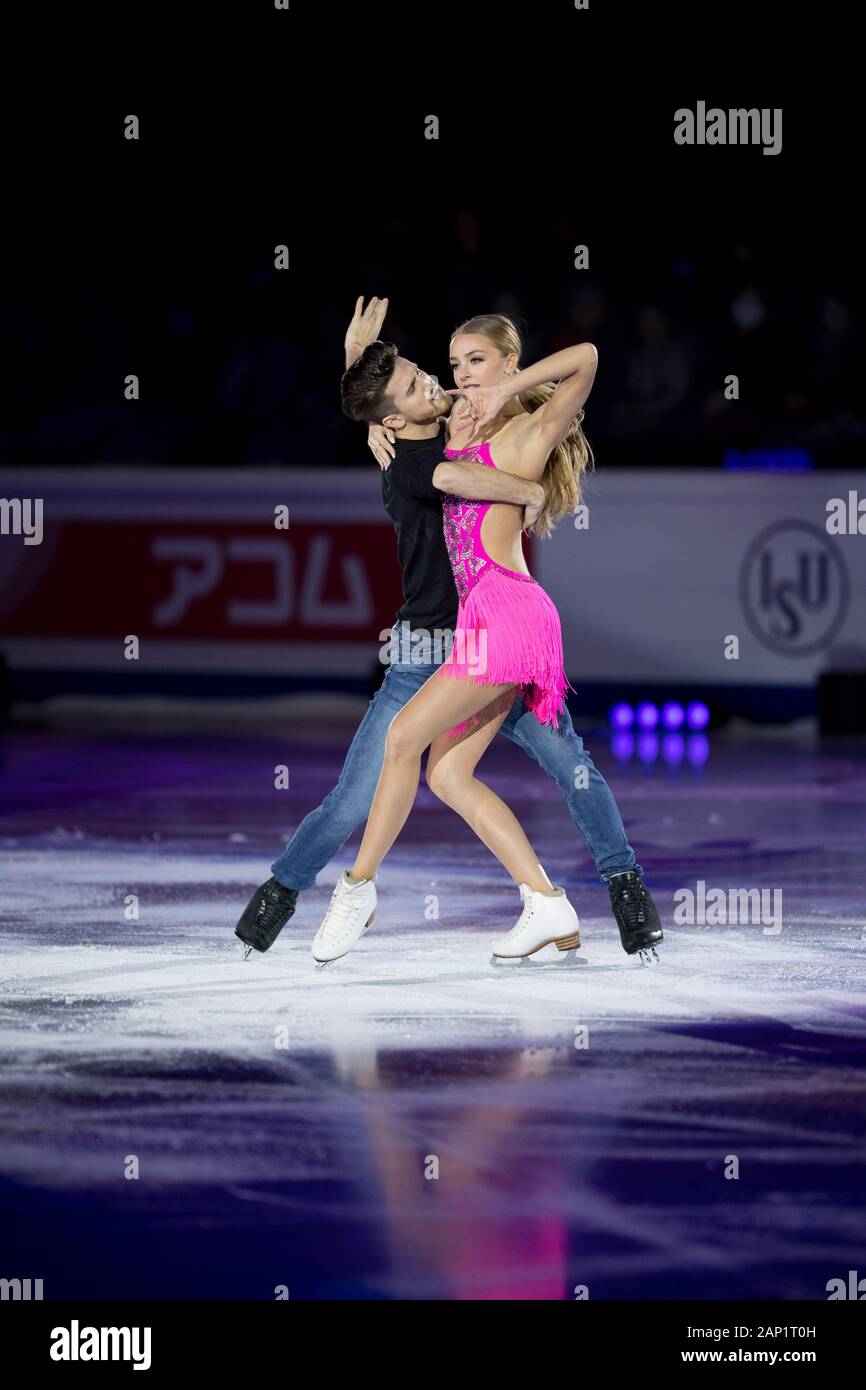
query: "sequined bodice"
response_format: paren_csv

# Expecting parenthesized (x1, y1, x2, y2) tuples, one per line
(442, 439, 535, 601)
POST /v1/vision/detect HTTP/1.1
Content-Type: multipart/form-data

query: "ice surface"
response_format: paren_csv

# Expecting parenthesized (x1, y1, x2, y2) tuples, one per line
(1, 723, 865, 1298)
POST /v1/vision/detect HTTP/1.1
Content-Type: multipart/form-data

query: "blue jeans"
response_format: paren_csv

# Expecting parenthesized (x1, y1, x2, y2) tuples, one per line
(271, 661, 641, 891)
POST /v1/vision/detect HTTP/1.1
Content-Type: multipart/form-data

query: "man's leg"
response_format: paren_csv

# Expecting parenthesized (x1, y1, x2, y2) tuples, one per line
(499, 697, 638, 881)
(499, 697, 663, 957)
(235, 662, 436, 951)
(270, 661, 437, 891)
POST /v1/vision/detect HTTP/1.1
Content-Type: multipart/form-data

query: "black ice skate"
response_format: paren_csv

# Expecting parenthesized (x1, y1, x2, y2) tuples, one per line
(235, 876, 299, 957)
(608, 871, 663, 965)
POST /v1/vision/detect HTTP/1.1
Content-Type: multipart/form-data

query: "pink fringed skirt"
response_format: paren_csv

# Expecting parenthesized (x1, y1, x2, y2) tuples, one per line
(435, 567, 574, 735)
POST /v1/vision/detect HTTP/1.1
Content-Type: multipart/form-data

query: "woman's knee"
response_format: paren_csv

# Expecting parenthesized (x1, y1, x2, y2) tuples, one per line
(426, 757, 471, 808)
(424, 756, 447, 801)
(384, 712, 421, 762)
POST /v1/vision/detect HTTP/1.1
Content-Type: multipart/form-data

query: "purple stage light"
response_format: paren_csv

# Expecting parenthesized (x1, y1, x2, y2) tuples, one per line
(609, 702, 634, 730)
(637, 731, 660, 764)
(686, 701, 710, 730)
(636, 702, 659, 730)
(687, 733, 710, 767)
(661, 701, 685, 730)
(610, 731, 635, 762)
(662, 732, 685, 766)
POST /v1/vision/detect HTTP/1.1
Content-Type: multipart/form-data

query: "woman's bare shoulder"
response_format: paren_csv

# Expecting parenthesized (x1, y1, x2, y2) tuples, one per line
(487, 409, 534, 462)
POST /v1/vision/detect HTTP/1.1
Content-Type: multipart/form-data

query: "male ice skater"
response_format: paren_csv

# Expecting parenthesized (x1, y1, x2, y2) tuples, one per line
(234, 298, 663, 960)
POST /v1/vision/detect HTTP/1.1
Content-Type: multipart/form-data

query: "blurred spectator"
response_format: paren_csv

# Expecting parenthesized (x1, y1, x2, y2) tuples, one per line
(2, 214, 863, 469)
(698, 285, 784, 443)
(805, 294, 863, 433)
(545, 282, 621, 436)
(612, 304, 694, 436)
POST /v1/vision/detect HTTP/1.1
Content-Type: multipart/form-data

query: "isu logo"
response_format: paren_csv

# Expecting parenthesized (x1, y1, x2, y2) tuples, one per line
(739, 521, 849, 656)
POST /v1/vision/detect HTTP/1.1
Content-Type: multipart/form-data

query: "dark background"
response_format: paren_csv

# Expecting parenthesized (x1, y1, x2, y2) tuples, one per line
(1, 2, 860, 476)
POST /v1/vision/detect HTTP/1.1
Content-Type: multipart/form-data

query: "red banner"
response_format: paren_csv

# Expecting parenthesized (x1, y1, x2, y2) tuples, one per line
(1, 519, 404, 643)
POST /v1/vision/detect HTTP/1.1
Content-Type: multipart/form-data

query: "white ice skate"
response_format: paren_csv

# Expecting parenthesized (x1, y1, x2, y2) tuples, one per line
(312, 871, 377, 967)
(490, 883, 581, 962)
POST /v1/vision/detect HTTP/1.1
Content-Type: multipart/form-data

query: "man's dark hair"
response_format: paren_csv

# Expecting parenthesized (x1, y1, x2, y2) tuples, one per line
(341, 340, 399, 423)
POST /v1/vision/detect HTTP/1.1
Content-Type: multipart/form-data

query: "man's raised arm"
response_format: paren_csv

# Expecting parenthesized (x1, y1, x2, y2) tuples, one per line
(345, 295, 389, 369)
(432, 459, 544, 511)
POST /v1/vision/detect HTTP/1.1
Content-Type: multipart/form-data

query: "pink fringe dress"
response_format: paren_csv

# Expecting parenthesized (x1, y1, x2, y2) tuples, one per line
(434, 439, 574, 734)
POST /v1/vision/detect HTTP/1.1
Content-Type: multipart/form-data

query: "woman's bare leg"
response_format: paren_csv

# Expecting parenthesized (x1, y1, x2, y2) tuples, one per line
(425, 703, 554, 892)
(349, 674, 520, 881)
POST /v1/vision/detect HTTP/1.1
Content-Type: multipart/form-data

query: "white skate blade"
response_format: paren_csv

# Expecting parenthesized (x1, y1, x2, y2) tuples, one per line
(489, 953, 538, 968)
(489, 947, 585, 968)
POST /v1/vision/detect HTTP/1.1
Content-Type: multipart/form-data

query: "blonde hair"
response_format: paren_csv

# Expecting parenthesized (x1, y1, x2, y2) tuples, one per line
(450, 313, 594, 538)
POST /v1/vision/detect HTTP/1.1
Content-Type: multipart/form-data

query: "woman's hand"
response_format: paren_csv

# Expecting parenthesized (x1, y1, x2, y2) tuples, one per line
(446, 381, 510, 431)
(367, 421, 396, 470)
(345, 295, 389, 367)
(447, 392, 478, 438)
(522, 483, 545, 533)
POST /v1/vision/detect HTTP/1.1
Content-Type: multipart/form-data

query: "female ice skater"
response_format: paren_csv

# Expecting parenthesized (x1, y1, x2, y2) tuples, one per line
(312, 316, 597, 966)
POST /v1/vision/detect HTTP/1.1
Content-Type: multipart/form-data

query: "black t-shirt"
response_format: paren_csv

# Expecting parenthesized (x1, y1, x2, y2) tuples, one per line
(380, 426, 459, 634)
